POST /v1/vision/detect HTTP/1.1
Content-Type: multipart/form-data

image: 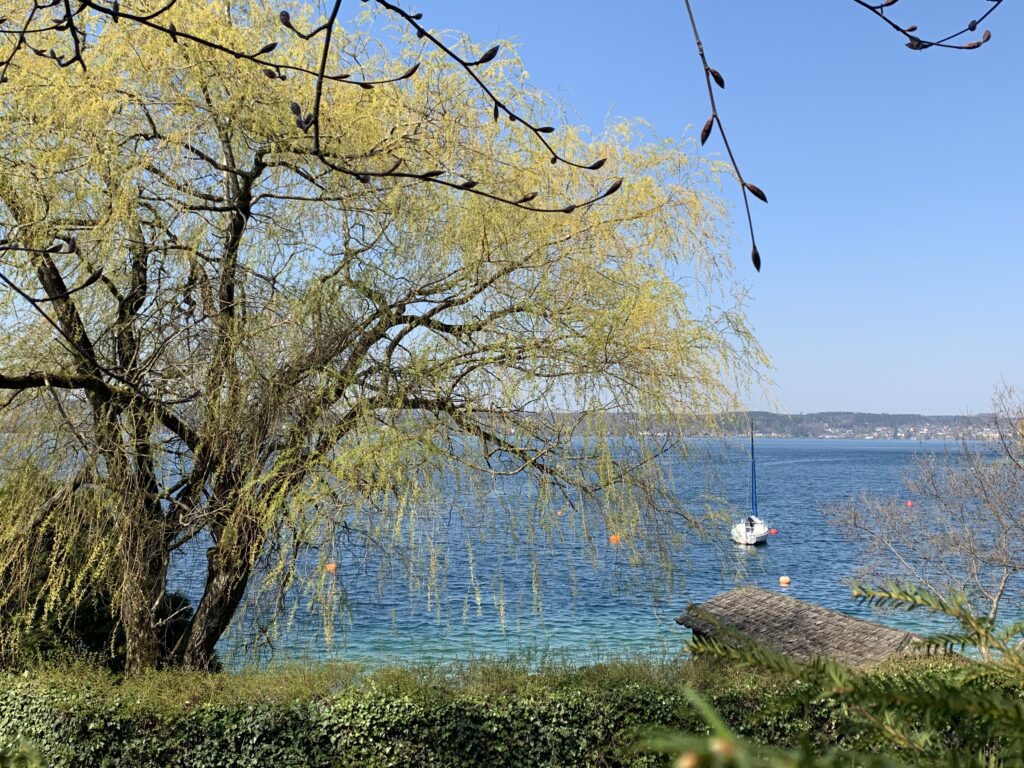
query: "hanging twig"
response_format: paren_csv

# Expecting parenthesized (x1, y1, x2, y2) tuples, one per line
(682, 0, 765, 272)
(680, 0, 1005, 272)
(852, 0, 1001, 51)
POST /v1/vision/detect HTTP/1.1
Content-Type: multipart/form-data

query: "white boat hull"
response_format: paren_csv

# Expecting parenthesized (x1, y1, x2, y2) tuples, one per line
(731, 515, 769, 545)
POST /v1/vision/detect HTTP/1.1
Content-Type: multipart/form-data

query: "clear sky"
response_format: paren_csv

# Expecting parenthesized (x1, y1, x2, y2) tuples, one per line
(374, 1, 1024, 415)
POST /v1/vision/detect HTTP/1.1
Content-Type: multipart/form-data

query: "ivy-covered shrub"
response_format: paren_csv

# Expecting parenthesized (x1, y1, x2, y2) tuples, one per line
(0, 656, 1007, 768)
(0, 742, 42, 768)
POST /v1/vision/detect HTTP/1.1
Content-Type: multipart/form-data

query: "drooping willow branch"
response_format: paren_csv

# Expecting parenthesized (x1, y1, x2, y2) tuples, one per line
(0, 0, 620, 215)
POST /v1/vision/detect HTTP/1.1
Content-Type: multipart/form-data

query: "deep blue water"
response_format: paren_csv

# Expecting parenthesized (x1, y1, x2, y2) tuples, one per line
(174, 439, 972, 666)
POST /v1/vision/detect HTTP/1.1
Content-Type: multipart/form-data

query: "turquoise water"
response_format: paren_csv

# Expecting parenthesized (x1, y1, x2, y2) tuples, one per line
(172, 439, 976, 666)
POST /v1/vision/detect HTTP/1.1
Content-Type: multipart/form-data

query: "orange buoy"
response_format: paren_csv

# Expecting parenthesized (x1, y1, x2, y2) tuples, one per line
(608, 534, 621, 545)
(769, 528, 779, 535)
(779, 575, 791, 586)
(325, 562, 338, 574)
(906, 500, 914, 508)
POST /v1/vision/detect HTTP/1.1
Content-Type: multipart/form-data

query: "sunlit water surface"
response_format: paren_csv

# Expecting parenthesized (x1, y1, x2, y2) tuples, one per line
(169, 439, 976, 667)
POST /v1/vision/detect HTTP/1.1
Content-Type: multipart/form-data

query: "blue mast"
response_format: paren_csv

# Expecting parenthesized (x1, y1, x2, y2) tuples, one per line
(750, 420, 758, 517)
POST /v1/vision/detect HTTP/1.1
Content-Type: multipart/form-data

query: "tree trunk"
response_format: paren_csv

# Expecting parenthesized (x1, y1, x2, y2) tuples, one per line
(121, 600, 163, 673)
(120, 540, 169, 673)
(179, 520, 259, 670)
(119, 490, 170, 673)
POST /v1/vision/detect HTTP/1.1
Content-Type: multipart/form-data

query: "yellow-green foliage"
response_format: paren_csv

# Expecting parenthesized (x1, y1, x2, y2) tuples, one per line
(0, 0, 765, 668)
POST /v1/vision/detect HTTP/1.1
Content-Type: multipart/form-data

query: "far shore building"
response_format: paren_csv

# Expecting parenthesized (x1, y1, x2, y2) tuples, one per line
(677, 587, 924, 668)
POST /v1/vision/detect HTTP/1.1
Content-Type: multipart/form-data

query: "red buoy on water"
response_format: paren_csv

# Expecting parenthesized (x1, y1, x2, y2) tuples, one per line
(769, 528, 779, 535)
(906, 500, 914, 508)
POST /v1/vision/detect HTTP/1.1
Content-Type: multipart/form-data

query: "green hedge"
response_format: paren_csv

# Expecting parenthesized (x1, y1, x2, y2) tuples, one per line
(0, 657, 998, 767)
(0, 664, 688, 768)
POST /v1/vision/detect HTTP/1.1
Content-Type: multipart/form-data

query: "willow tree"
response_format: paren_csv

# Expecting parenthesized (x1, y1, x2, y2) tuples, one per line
(0, 2, 763, 672)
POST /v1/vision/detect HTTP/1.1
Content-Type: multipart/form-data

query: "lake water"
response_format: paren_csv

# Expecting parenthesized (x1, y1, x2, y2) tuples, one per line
(175, 439, 973, 667)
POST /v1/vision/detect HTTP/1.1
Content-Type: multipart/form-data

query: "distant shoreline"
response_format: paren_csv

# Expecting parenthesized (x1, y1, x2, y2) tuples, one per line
(735, 434, 997, 441)
(715, 410, 997, 441)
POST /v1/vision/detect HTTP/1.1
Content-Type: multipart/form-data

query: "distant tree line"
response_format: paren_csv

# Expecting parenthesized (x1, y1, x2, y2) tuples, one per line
(589, 411, 993, 438)
(738, 411, 993, 438)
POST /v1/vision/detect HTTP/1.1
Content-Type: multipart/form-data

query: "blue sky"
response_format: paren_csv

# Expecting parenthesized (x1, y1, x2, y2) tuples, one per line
(374, 1, 1023, 415)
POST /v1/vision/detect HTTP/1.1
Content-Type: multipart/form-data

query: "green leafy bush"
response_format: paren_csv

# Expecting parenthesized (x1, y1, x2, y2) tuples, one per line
(3, 653, 1007, 768)
(0, 742, 41, 768)
(0, 660, 694, 767)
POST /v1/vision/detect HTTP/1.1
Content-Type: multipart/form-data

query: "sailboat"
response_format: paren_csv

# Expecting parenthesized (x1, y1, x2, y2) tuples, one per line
(730, 422, 770, 545)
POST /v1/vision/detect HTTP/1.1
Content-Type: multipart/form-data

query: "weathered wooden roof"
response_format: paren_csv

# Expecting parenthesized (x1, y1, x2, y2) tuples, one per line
(677, 587, 921, 667)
